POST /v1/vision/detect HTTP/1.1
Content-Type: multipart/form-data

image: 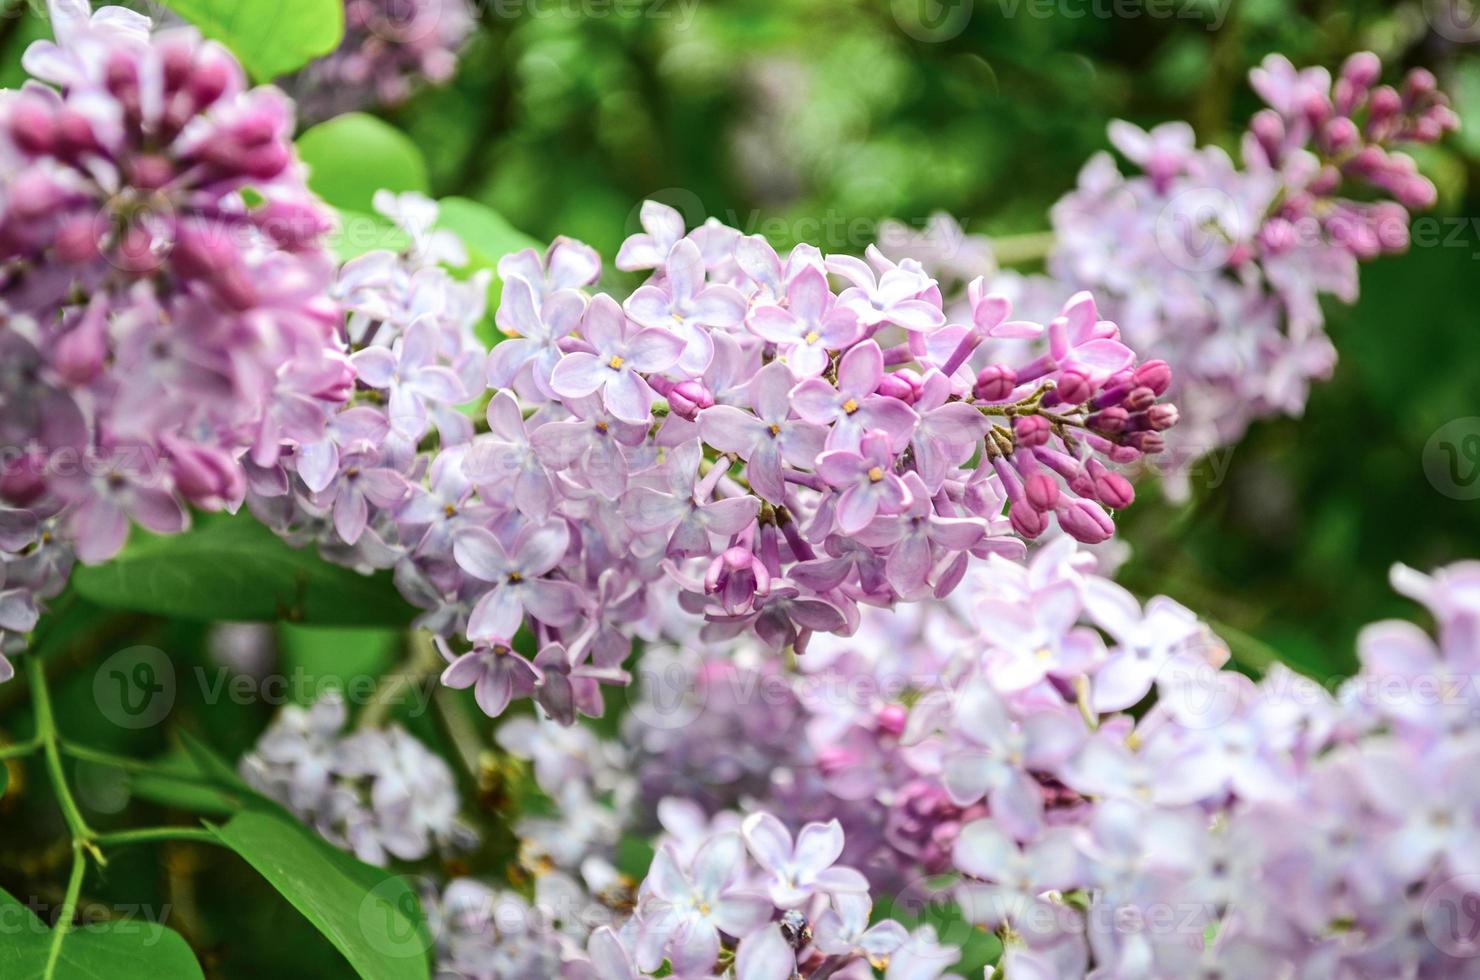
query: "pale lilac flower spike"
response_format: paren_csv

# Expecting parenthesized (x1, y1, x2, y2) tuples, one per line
(232, 189, 1180, 718)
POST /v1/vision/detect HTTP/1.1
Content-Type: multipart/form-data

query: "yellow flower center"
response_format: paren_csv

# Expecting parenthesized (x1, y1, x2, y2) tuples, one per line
(608, 355, 625, 370)
(769, 423, 781, 436)
(595, 421, 609, 432)
(804, 330, 821, 344)
(867, 466, 884, 482)
(842, 398, 860, 414)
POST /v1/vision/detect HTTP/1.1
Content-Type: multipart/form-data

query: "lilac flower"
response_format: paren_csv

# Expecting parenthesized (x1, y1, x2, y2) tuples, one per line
(625, 239, 747, 374)
(825, 247, 946, 332)
(938, 681, 1084, 838)
(1082, 577, 1222, 711)
(498, 236, 602, 303)
(486, 275, 586, 401)
(855, 473, 989, 598)
(817, 431, 914, 535)
(741, 812, 868, 907)
(615, 200, 687, 272)
(813, 893, 909, 962)
(551, 295, 686, 423)
(440, 639, 542, 718)
(746, 266, 860, 377)
(529, 394, 649, 499)
(452, 522, 582, 641)
(462, 392, 558, 520)
(350, 318, 468, 449)
(953, 821, 1082, 929)
(697, 362, 827, 504)
(790, 341, 919, 452)
(635, 835, 772, 974)
(621, 444, 761, 556)
(532, 642, 630, 725)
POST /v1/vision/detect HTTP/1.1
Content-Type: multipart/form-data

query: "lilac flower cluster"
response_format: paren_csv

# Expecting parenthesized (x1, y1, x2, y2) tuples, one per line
(250, 191, 1178, 718)
(286, 0, 477, 123)
(240, 692, 470, 866)
(1045, 52, 1458, 493)
(621, 539, 1480, 976)
(428, 870, 620, 979)
(0, 0, 344, 665)
(560, 810, 963, 980)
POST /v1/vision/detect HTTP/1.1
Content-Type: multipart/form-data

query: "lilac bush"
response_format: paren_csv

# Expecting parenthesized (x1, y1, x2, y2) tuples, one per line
(4, 7, 1477, 980)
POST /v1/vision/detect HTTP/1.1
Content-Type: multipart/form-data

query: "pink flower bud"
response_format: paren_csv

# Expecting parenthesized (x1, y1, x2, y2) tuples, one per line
(1132, 360, 1172, 396)
(1057, 499, 1115, 544)
(1024, 472, 1060, 511)
(1340, 51, 1382, 90)
(1009, 504, 1048, 539)
(1052, 367, 1093, 406)
(974, 364, 1017, 402)
(874, 372, 916, 403)
(1013, 415, 1051, 448)
(667, 380, 715, 420)
(1146, 404, 1180, 431)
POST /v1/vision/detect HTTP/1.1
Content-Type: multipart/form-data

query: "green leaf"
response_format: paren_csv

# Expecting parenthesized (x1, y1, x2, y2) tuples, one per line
(0, 760, 8, 800)
(126, 761, 240, 817)
(71, 512, 416, 627)
(159, 0, 344, 83)
(328, 208, 412, 262)
(0, 887, 205, 980)
(276, 624, 401, 706)
(297, 115, 431, 215)
(207, 810, 431, 980)
(436, 197, 541, 272)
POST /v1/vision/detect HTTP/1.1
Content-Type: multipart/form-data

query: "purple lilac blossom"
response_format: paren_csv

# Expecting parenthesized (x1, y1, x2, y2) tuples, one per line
(284, 0, 477, 124)
(252, 193, 1179, 716)
(240, 692, 470, 865)
(1043, 53, 1454, 496)
(0, 1, 343, 679)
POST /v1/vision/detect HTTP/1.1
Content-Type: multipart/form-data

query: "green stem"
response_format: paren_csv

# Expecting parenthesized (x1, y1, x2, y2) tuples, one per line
(25, 656, 99, 856)
(93, 827, 223, 850)
(57, 741, 222, 788)
(434, 685, 486, 780)
(44, 843, 86, 979)
(358, 629, 444, 730)
(0, 737, 41, 760)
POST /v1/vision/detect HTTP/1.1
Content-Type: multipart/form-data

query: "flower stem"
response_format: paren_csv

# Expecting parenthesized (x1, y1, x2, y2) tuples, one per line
(44, 842, 87, 978)
(57, 741, 223, 788)
(25, 655, 102, 862)
(93, 827, 223, 850)
(358, 629, 444, 730)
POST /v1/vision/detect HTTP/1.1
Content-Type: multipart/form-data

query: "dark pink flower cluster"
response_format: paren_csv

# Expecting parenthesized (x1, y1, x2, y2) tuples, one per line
(0, 1, 344, 667)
